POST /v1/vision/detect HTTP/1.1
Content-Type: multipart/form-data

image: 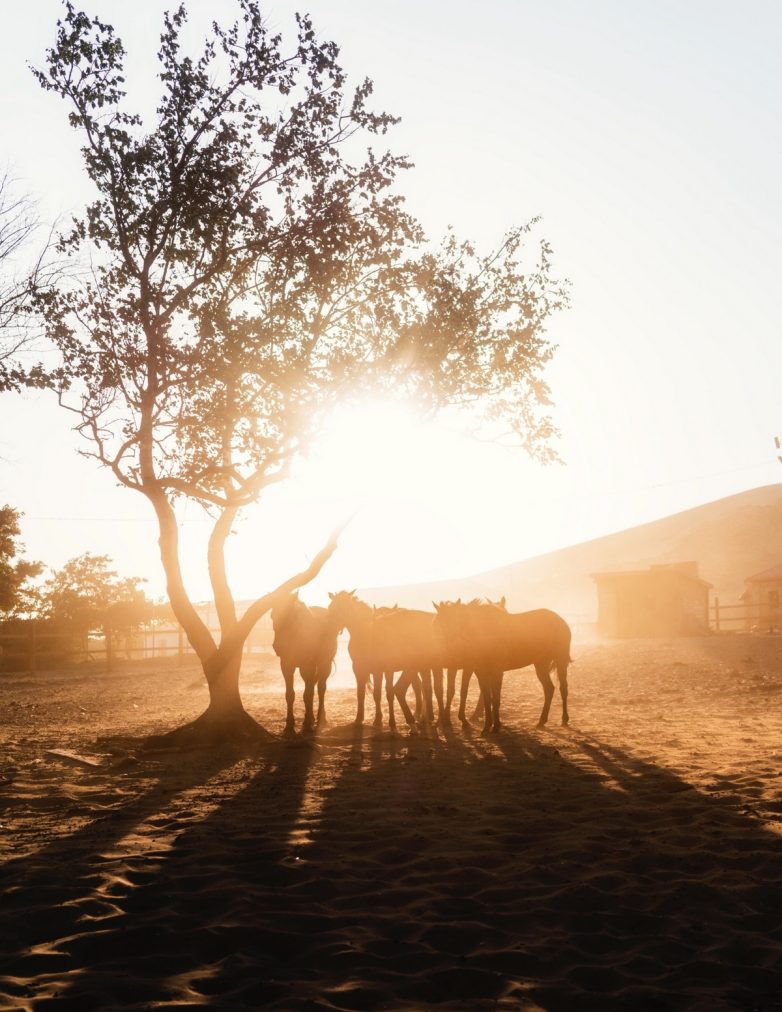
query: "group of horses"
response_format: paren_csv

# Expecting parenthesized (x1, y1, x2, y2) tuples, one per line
(270, 591, 572, 737)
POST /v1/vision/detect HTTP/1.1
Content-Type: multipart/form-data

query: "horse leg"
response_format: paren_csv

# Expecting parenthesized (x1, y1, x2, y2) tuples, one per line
(459, 669, 472, 723)
(385, 671, 397, 731)
(421, 669, 435, 725)
(354, 666, 368, 725)
(372, 671, 384, 727)
(492, 668, 503, 733)
(445, 667, 456, 720)
(412, 674, 424, 722)
(476, 669, 494, 735)
(316, 667, 329, 726)
(282, 662, 296, 737)
(557, 661, 570, 726)
(301, 668, 316, 734)
(535, 661, 556, 728)
(471, 676, 485, 723)
(432, 667, 447, 725)
(394, 670, 417, 728)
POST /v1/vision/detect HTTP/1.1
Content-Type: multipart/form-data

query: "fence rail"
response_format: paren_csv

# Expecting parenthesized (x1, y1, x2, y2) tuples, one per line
(5, 601, 773, 672)
(0, 621, 275, 674)
(711, 597, 782, 633)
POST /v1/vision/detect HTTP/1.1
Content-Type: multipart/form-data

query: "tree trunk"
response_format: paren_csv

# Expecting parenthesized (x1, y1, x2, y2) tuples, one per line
(201, 649, 265, 736)
(141, 486, 342, 750)
(147, 650, 271, 748)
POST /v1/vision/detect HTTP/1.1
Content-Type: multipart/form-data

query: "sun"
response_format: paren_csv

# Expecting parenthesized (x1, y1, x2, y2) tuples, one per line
(300, 398, 441, 509)
(225, 396, 565, 602)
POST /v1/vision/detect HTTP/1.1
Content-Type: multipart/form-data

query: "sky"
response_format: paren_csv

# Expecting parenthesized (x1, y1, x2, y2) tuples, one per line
(0, 0, 780, 606)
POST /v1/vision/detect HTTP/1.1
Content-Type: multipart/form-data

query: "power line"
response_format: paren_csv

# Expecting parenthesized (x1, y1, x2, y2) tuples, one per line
(22, 514, 211, 524)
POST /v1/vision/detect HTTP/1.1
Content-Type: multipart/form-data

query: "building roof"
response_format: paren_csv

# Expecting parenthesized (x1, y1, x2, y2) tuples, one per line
(591, 563, 712, 589)
(745, 564, 782, 583)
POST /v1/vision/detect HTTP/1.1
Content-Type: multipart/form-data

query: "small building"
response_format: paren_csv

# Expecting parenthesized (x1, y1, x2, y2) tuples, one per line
(592, 562, 711, 639)
(742, 564, 782, 632)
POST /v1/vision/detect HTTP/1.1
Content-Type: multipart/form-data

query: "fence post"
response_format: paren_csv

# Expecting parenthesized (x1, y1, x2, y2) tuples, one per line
(29, 621, 37, 674)
(714, 597, 720, 633)
(106, 622, 113, 673)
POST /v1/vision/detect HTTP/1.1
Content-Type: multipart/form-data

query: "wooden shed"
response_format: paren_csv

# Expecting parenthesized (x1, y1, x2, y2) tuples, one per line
(592, 562, 711, 639)
(742, 564, 782, 631)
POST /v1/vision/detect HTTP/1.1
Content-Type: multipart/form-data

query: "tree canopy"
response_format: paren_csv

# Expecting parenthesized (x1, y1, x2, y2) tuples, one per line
(0, 505, 42, 618)
(29, 1, 568, 740)
(0, 174, 60, 392)
(39, 552, 152, 637)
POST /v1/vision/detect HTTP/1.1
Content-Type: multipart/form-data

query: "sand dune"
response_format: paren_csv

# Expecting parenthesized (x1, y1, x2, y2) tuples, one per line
(1, 637, 781, 1009)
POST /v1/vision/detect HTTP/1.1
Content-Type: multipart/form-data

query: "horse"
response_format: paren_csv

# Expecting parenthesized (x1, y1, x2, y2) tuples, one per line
(327, 591, 444, 730)
(433, 599, 571, 733)
(439, 597, 508, 723)
(271, 592, 339, 735)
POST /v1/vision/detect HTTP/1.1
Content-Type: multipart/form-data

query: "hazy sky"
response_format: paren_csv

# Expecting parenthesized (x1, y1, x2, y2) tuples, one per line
(1, 0, 780, 604)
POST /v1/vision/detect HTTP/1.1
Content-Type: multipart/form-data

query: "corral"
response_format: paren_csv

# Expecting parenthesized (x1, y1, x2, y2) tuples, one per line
(1, 637, 781, 1009)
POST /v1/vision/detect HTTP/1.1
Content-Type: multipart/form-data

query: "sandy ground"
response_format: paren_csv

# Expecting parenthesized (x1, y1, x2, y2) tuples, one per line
(0, 636, 781, 1010)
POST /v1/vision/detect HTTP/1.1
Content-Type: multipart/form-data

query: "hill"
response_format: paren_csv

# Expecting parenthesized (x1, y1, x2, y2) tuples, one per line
(359, 483, 782, 621)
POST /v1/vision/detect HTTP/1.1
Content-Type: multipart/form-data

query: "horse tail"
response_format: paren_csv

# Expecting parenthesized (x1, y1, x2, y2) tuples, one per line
(550, 653, 573, 674)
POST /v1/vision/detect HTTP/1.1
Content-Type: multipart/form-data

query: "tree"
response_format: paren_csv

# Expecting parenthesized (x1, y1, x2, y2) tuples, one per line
(31, 2, 568, 743)
(0, 505, 42, 617)
(0, 174, 59, 392)
(40, 552, 153, 655)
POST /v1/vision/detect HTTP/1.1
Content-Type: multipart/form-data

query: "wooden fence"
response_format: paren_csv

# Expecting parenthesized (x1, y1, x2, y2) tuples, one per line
(711, 598, 782, 634)
(0, 621, 275, 674)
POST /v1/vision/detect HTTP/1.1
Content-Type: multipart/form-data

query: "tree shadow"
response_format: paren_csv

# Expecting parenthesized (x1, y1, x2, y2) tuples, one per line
(1, 726, 780, 1009)
(0, 736, 318, 1007)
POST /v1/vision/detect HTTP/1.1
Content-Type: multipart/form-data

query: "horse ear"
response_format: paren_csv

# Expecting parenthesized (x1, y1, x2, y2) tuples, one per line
(433, 601, 440, 613)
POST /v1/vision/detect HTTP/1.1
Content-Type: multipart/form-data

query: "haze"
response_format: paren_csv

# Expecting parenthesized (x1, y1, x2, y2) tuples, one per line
(0, 0, 779, 600)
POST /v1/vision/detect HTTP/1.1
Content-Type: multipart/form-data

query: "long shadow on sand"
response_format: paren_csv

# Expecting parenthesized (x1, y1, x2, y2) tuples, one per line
(1, 724, 781, 1010)
(0, 737, 318, 1008)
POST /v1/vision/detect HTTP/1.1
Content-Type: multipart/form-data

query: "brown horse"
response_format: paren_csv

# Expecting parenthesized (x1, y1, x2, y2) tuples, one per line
(440, 597, 508, 723)
(327, 592, 390, 727)
(327, 591, 444, 729)
(371, 606, 446, 727)
(271, 592, 339, 735)
(433, 599, 571, 733)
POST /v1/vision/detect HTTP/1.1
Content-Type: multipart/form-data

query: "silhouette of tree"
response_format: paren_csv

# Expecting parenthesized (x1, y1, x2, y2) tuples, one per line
(41, 551, 147, 625)
(0, 174, 59, 392)
(39, 551, 153, 655)
(0, 505, 42, 617)
(31, 2, 568, 742)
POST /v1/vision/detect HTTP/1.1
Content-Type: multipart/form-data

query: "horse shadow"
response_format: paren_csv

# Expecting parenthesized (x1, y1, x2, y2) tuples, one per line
(1, 725, 780, 1009)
